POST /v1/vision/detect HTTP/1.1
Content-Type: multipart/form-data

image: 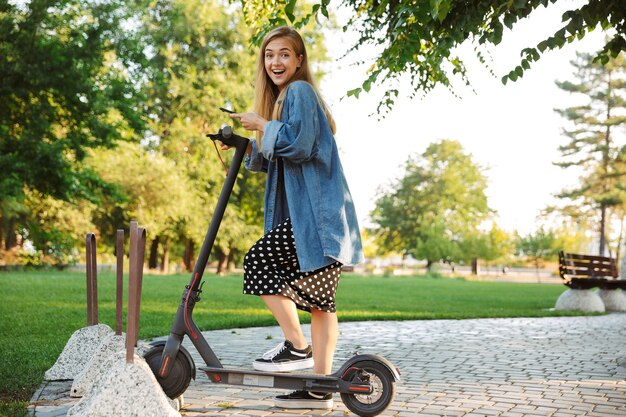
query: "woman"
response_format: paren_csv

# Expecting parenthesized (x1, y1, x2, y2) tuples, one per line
(227, 26, 363, 409)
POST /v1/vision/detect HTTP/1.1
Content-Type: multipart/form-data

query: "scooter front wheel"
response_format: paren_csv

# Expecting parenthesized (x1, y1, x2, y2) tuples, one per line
(144, 344, 192, 399)
(340, 360, 396, 417)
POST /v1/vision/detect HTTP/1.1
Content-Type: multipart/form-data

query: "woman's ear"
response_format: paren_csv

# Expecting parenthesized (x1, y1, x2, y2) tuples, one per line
(297, 54, 303, 68)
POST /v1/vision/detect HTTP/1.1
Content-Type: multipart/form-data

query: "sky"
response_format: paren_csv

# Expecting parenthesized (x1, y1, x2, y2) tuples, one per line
(319, 1, 608, 235)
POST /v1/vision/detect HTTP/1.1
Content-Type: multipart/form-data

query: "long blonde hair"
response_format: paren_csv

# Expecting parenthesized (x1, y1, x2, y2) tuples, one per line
(254, 26, 336, 143)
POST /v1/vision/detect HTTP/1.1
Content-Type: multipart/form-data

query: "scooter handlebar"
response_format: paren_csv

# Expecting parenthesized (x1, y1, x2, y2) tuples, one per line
(206, 125, 249, 151)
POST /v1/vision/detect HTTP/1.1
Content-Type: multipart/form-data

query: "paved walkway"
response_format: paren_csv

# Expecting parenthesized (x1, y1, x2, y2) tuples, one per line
(29, 314, 626, 416)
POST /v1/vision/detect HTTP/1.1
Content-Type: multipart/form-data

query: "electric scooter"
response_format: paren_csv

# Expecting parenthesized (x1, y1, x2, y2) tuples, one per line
(144, 125, 400, 417)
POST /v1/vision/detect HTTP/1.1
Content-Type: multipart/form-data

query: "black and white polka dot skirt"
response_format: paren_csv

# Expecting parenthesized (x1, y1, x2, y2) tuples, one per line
(243, 218, 341, 313)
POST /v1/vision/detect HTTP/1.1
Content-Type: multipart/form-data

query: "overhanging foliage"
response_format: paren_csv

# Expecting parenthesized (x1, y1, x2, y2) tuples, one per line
(240, 0, 626, 112)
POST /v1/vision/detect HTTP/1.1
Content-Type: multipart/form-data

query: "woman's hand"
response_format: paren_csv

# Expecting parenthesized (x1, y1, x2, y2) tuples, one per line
(229, 112, 268, 132)
(217, 139, 253, 155)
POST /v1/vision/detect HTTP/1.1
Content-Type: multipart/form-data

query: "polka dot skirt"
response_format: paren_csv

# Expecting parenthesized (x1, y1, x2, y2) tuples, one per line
(243, 218, 341, 313)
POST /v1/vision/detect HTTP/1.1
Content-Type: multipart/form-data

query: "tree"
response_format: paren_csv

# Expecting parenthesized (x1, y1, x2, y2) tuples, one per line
(122, 0, 263, 271)
(0, 1, 333, 268)
(517, 227, 559, 279)
(459, 223, 516, 274)
(240, 0, 626, 112)
(554, 51, 626, 255)
(0, 0, 146, 200)
(370, 139, 491, 270)
(87, 141, 198, 270)
(22, 190, 96, 265)
(137, 0, 332, 272)
(0, 0, 146, 260)
(551, 219, 592, 254)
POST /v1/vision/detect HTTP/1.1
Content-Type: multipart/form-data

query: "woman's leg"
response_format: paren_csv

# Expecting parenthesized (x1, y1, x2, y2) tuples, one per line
(261, 294, 308, 350)
(310, 308, 338, 375)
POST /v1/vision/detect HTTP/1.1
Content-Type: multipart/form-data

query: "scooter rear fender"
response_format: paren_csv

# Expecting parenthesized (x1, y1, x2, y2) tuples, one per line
(333, 354, 401, 381)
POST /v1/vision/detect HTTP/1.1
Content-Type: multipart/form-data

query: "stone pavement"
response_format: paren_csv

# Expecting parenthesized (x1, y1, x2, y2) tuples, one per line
(29, 314, 626, 417)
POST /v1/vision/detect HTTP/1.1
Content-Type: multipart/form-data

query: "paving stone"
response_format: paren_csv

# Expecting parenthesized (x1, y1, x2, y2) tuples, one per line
(28, 314, 626, 416)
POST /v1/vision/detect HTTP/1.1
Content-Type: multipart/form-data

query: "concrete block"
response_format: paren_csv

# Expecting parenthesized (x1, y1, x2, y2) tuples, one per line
(67, 352, 180, 417)
(597, 289, 626, 312)
(70, 333, 152, 398)
(554, 289, 605, 312)
(45, 324, 114, 381)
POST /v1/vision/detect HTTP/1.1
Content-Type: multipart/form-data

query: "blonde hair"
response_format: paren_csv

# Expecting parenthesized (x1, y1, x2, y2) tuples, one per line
(254, 26, 336, 143)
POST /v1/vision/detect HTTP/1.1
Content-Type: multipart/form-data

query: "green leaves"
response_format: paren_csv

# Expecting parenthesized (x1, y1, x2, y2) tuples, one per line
(517, 227, 559, 265)
(0, 0, 264, 266)
(239, 1, 625, 112)
(246, 0, 329, 46)
(285, 0, 297, 22)
(370, 140, 492, 265)
(347, 87, 362, 98)
(1, 0, 143, 203)
(430, 0, 452, 22)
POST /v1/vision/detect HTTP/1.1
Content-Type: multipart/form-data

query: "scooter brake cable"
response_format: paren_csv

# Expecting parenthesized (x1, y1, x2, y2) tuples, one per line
(212, 140, 229, 176)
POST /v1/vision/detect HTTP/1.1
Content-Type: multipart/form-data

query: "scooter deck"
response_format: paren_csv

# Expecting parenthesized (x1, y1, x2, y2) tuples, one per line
(200, 366, 341, 392)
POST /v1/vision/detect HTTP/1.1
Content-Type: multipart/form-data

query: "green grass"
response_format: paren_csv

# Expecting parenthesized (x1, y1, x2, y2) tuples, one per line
(0, 270, 587, 411)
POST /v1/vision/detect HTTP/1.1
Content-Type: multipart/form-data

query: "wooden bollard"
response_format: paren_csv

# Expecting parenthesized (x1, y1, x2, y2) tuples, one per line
(116, 229, 124, 336)
(133, 227, 146, 347)
(126, 222, 146, 364)
(85, 233, 98, 326)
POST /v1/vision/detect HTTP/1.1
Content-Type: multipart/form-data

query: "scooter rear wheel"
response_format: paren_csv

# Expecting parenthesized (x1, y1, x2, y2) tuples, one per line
(340, 360, 396, 417)
(144, 344, 192, 399)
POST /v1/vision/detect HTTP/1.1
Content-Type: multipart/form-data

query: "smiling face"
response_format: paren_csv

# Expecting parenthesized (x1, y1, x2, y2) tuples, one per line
(264, 37, 303, 91)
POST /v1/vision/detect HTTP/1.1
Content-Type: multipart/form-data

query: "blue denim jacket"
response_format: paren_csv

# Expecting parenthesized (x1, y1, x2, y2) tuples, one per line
(244, 81, 364, 272)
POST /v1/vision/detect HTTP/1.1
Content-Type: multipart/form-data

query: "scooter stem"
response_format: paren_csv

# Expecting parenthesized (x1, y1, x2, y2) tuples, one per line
(159, 126, 250, 377)
(191, 126, 250, 288)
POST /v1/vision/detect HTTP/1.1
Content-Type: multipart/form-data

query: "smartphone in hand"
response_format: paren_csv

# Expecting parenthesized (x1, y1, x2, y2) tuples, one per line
(219, 107, 235, 114)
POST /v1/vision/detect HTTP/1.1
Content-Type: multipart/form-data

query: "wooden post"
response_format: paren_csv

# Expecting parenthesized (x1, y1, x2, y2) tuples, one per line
(85, 233, 98, 326)
(133, 227, 146, 347)
(91, 234, 98, 324)
(126, 222, 146, 363)
(85, 234, 93, 326)
(116, 229, 124, 336)
(126, 222, 138, 363)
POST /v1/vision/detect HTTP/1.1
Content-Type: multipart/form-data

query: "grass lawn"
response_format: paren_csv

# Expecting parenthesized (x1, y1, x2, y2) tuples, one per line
(0, 269, 585, 413)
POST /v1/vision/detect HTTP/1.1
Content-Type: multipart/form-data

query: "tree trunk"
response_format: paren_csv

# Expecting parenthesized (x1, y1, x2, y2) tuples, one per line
(426, 259, 433, 272)
(160, 237, 170, 273)
(183, 238, 194, 272)
(0, 214, 4, 250)
(535, 258, 541, 283)
(227, 252, 234, 273)
(615, 215, 625, 269)
(599, 69, 612, 256)
(148, 237, 159, 269)
(599, 202, 607, 256)
(5, 217, 16, 250)
(471, 257, 479, 275)
(216, 251, 229, 275)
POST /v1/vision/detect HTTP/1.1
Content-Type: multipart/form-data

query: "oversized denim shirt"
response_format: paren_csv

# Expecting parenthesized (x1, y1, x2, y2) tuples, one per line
(244, 81, 364, 272)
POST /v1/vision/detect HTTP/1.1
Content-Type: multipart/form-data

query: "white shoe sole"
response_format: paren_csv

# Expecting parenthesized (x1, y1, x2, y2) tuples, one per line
(252, 357, 314, 372)
(274, 397, 334, 409)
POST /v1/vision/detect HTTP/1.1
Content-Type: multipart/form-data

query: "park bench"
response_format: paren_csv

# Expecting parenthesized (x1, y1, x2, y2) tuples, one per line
(556, 251, 626, 312)
(558, 251, 626, 290)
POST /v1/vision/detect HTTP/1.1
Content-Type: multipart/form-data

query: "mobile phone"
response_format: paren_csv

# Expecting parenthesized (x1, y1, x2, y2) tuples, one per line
(219, 107, 235, 114)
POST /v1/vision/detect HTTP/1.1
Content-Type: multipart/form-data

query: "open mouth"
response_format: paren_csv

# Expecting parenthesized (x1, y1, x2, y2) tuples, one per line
(272, 69, 285, 76)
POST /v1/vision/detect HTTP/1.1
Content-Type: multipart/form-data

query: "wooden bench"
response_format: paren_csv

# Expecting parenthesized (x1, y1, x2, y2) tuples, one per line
(558, 251, 626, 290)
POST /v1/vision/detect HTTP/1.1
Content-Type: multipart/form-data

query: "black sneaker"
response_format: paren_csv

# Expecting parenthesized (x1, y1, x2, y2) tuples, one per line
(274, 390, 333, 409)
(252, 340, 314, 372)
